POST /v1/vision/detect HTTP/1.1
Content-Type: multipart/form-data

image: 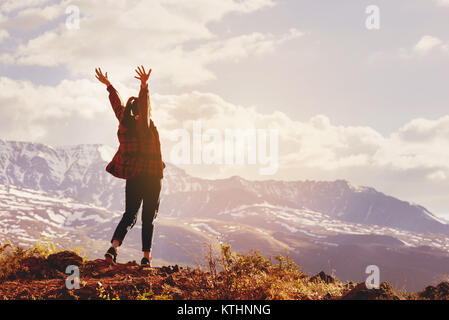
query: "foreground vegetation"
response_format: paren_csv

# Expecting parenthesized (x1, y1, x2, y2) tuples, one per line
(0, 241, 448, 300)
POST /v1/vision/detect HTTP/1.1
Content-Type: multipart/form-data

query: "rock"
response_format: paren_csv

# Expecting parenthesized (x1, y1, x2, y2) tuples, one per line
(160, 265, 182, 275)
(310, 271, 335, 284)
(81, 259, 110, 277)
(74, 285, 100, 300)
(22, 257, 48, 274)
(340, 282, 400, 300)
(16, 288, 33, 299)
(47, 251, 83, 272)
(418, 282, 449, 300)
(21, 257, 62, 280)
(164, 275, 176, 286)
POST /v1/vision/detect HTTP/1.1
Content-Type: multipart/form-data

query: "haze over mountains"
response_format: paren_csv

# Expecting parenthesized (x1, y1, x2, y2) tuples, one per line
(1, 139, 449, 291)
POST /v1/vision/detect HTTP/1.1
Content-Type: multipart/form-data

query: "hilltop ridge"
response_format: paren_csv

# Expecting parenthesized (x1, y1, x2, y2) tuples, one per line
(1, 244, 448, 300)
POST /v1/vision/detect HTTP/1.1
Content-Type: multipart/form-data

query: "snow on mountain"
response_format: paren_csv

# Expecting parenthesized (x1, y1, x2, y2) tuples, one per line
(0, 182, 119, 251)
(0, 139, 448, 237)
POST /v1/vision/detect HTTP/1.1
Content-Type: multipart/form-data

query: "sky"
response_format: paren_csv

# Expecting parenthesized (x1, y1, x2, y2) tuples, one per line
(1, 0, 449, 216)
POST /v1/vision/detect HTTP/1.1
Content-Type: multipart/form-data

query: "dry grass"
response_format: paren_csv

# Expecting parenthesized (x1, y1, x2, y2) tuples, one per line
(182, 244, 352, 300)
(0, 239, 58, 282)
(1, 241, 447, 300)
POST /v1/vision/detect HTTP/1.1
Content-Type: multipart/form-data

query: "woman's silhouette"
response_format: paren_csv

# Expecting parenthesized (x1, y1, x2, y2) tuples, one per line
(95, 66, 165, 266)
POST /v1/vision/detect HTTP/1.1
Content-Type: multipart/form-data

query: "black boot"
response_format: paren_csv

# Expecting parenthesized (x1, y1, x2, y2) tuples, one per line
(105, 247, 117, 264)
(141, 257, 151, 266)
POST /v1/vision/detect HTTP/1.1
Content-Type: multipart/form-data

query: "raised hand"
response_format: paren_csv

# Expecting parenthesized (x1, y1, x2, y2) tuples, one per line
(134, 65, 151, 87)
(95, 67, 111, 86)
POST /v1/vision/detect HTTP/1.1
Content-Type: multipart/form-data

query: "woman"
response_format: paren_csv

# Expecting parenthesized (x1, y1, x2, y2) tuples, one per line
(95, 66, 165, 266)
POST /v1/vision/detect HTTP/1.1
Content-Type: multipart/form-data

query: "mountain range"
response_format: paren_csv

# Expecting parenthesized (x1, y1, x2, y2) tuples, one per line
(1, 139, 449, 291)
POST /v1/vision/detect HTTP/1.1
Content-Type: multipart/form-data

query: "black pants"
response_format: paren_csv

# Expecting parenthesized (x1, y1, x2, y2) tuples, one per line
(111, 173, 162, 252)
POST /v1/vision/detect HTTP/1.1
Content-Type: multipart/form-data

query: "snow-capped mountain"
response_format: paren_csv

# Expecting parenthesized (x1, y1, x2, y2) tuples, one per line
(0, 139, 447, 236)
(1, 180, 449, 291)
(2, 139, 449, 291)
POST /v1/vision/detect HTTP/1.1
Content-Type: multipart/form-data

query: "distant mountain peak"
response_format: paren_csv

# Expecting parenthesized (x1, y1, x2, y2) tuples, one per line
(0, 139, 446, 236)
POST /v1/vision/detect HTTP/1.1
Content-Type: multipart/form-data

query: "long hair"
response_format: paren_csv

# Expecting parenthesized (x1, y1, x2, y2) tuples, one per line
(121, 97, 139, 134)
(121, 96, 150, 140)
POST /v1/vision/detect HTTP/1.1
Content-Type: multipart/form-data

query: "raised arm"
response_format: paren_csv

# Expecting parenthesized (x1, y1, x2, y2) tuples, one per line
(95, 67, 125, 121)
(134, 65, 152, 131)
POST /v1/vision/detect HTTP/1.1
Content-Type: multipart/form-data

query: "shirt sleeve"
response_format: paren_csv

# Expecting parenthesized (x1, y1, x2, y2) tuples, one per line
(107, 85, 125, 122)
(136, 84, 150, 134)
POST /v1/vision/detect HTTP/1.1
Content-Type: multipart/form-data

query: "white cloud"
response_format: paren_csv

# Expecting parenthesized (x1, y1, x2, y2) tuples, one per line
(427, 170, 447, 181)
(0, 0, 60, 32)
(193, 28, 303, 64)
(0, 0, 53, 14)
(371, 35, 449, 61)
(2, 75, 449, 213)
(1, 3, 62, 31)
(0, 29, 9, 43)
(0, 0, 292, 87)
(163, 28, 303, 86)
(149, 88, 449, 181)
(0, 76, 119, 144)
(414, 35, 445, 54)
(435, 0, 449, 7)
(2, 75, 449, 179)
(374, 117, 449, 171)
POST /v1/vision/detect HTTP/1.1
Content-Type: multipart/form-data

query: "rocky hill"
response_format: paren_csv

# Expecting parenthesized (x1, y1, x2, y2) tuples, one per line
(1, 245, 448, 300)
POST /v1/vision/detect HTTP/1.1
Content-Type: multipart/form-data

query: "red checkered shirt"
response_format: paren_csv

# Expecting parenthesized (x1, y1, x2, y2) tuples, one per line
(105, 85, 164, 180)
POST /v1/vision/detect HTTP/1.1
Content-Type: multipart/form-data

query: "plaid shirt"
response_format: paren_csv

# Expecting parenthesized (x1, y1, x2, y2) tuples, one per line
(105, 85, 164, 180)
